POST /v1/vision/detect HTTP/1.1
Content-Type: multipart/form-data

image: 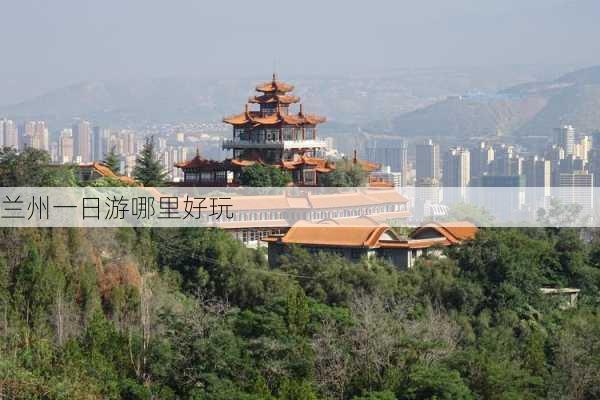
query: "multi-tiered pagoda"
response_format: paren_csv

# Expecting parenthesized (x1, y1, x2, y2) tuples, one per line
(221, 74, 333, 185)
(175, 74, 378, 186)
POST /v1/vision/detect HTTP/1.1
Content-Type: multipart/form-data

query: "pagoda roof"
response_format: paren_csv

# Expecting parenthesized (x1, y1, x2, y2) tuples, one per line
(355, 159, 380, 173)
(226, 155, 334, 173)
(230, 159, 259, 167)
(175, 153, 227, 170)
(350, 150, 380, 172)
(78, 162, 139, 186)
(249, 94, 300, 104)
(280, 156, 335, 173)
(223, 110, 326, 126)
(255, 74, 294, 93)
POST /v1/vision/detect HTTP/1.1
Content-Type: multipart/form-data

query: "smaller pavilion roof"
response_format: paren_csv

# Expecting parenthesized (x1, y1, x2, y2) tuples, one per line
(174, 153, 229, 171)
(249, 94, 300, 105)
(255, 74, 295, 93)
(223, 110, 326, 126)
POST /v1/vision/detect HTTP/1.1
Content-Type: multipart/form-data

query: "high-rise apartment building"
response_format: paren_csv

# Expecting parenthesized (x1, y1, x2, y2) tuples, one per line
(416, 139, 440, 182)
(1, 119, 18, 149)
(20, 121, 48, 151)
(443, 147, 470, 187)
(5, 119, 17, 149)
(588, 132, 600, 186)
(92, 126, 111, 161)
(58, 129, 74, 164)
(523, 156, 551, 188)
(489, 144, 522, 176)
(365, 138, 408, 186)
(73, 120, 92, 163)
(558, 171, 593, 216)
(554, 125, 576, 156)
(469, 141, 494, 185)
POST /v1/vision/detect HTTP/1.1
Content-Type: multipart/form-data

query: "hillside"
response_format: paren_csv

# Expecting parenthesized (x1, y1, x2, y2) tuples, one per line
(516, 68, 600, 136)
(390, 94, 547, 137)
(0, 66, 562, 131)
(392, 65, 600, 138)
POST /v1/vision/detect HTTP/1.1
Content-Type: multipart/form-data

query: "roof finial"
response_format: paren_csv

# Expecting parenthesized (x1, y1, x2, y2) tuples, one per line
(299, 103, 303, 116)
(196, 147, 200, 158)
(272, 72, 277, 82)
(353, 149, 358, 164)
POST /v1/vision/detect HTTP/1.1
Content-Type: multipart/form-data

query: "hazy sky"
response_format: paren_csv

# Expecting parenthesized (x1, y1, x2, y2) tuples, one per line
(1, 0, 599, 103)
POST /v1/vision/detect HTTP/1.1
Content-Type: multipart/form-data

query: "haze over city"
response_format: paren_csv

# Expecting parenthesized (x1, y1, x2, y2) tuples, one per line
(1, 0, 600, 104)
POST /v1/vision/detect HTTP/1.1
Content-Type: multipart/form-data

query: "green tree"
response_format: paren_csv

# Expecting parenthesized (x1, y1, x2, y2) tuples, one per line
(103, 145, 120, 174)
(239, 164, 291, 187)
(319, 160, 366, 187)
(448, 228, 551, 312)
(445, 202, 494, 226)
(133, 136, 167, 186)
(0, 147, 76, 186)
(278, 379, 317, 400)
(286, 287, 310, 336)
(400, 364, 473, 400)
(353, 391, 397, 400)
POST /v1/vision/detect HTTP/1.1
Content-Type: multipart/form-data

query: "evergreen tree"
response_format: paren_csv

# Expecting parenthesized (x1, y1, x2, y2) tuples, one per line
(103, 146, 120, 174)
(319, 160, 366, 187)
(0, 147, 77, 186)
(133, 136, 167, 186)
(239, 164, 291, 187)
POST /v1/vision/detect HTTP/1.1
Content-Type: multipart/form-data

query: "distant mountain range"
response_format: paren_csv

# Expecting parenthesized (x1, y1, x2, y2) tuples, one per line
(0, 66, 564, 134)
(391, 66, 600, 138)
(4, 65, 599, 139)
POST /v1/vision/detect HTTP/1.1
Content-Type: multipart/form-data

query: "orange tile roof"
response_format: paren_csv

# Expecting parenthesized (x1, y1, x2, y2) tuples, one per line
(264, 220, 475, 250)
(410, 221, 478, 244)
(277, 220, 394, 247)
(231, 159, 259, 167)
(223, 111, 326, 126)
(280, 156, 334, 172)
(79, 162, 140, 186)
(255, 76, 295, 93)
(378, 238, 451, 249)
(79, 162, 115, 178)
(249, 94, 300, 104)
(369, 180, 394, 188)
(175, 154, 227, 170)
(355, 159, 380, 173)
(317, 216, 382, 227)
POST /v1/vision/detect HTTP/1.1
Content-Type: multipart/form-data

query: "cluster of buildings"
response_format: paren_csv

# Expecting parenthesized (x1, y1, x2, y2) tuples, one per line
(0, 118, 211, 181)
(364, 125, 597, 189)
(0, 118, 47, 150)
(363, 125, 600, 217)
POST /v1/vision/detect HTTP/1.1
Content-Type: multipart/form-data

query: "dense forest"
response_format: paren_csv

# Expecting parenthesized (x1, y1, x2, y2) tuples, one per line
(1, 148, 600, 399)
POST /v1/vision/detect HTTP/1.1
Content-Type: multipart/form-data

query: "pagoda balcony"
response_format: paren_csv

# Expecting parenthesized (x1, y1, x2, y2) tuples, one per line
(283, 139, 328, 149)
(223, 139, 328, 150)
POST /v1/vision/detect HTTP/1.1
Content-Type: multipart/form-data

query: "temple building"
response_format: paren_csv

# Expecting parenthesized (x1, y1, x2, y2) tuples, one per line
(264, 220, 478, 269)
(174, 151, 235, 186)
(175, 74, 378, 186)
(224, 74, 327, 160)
